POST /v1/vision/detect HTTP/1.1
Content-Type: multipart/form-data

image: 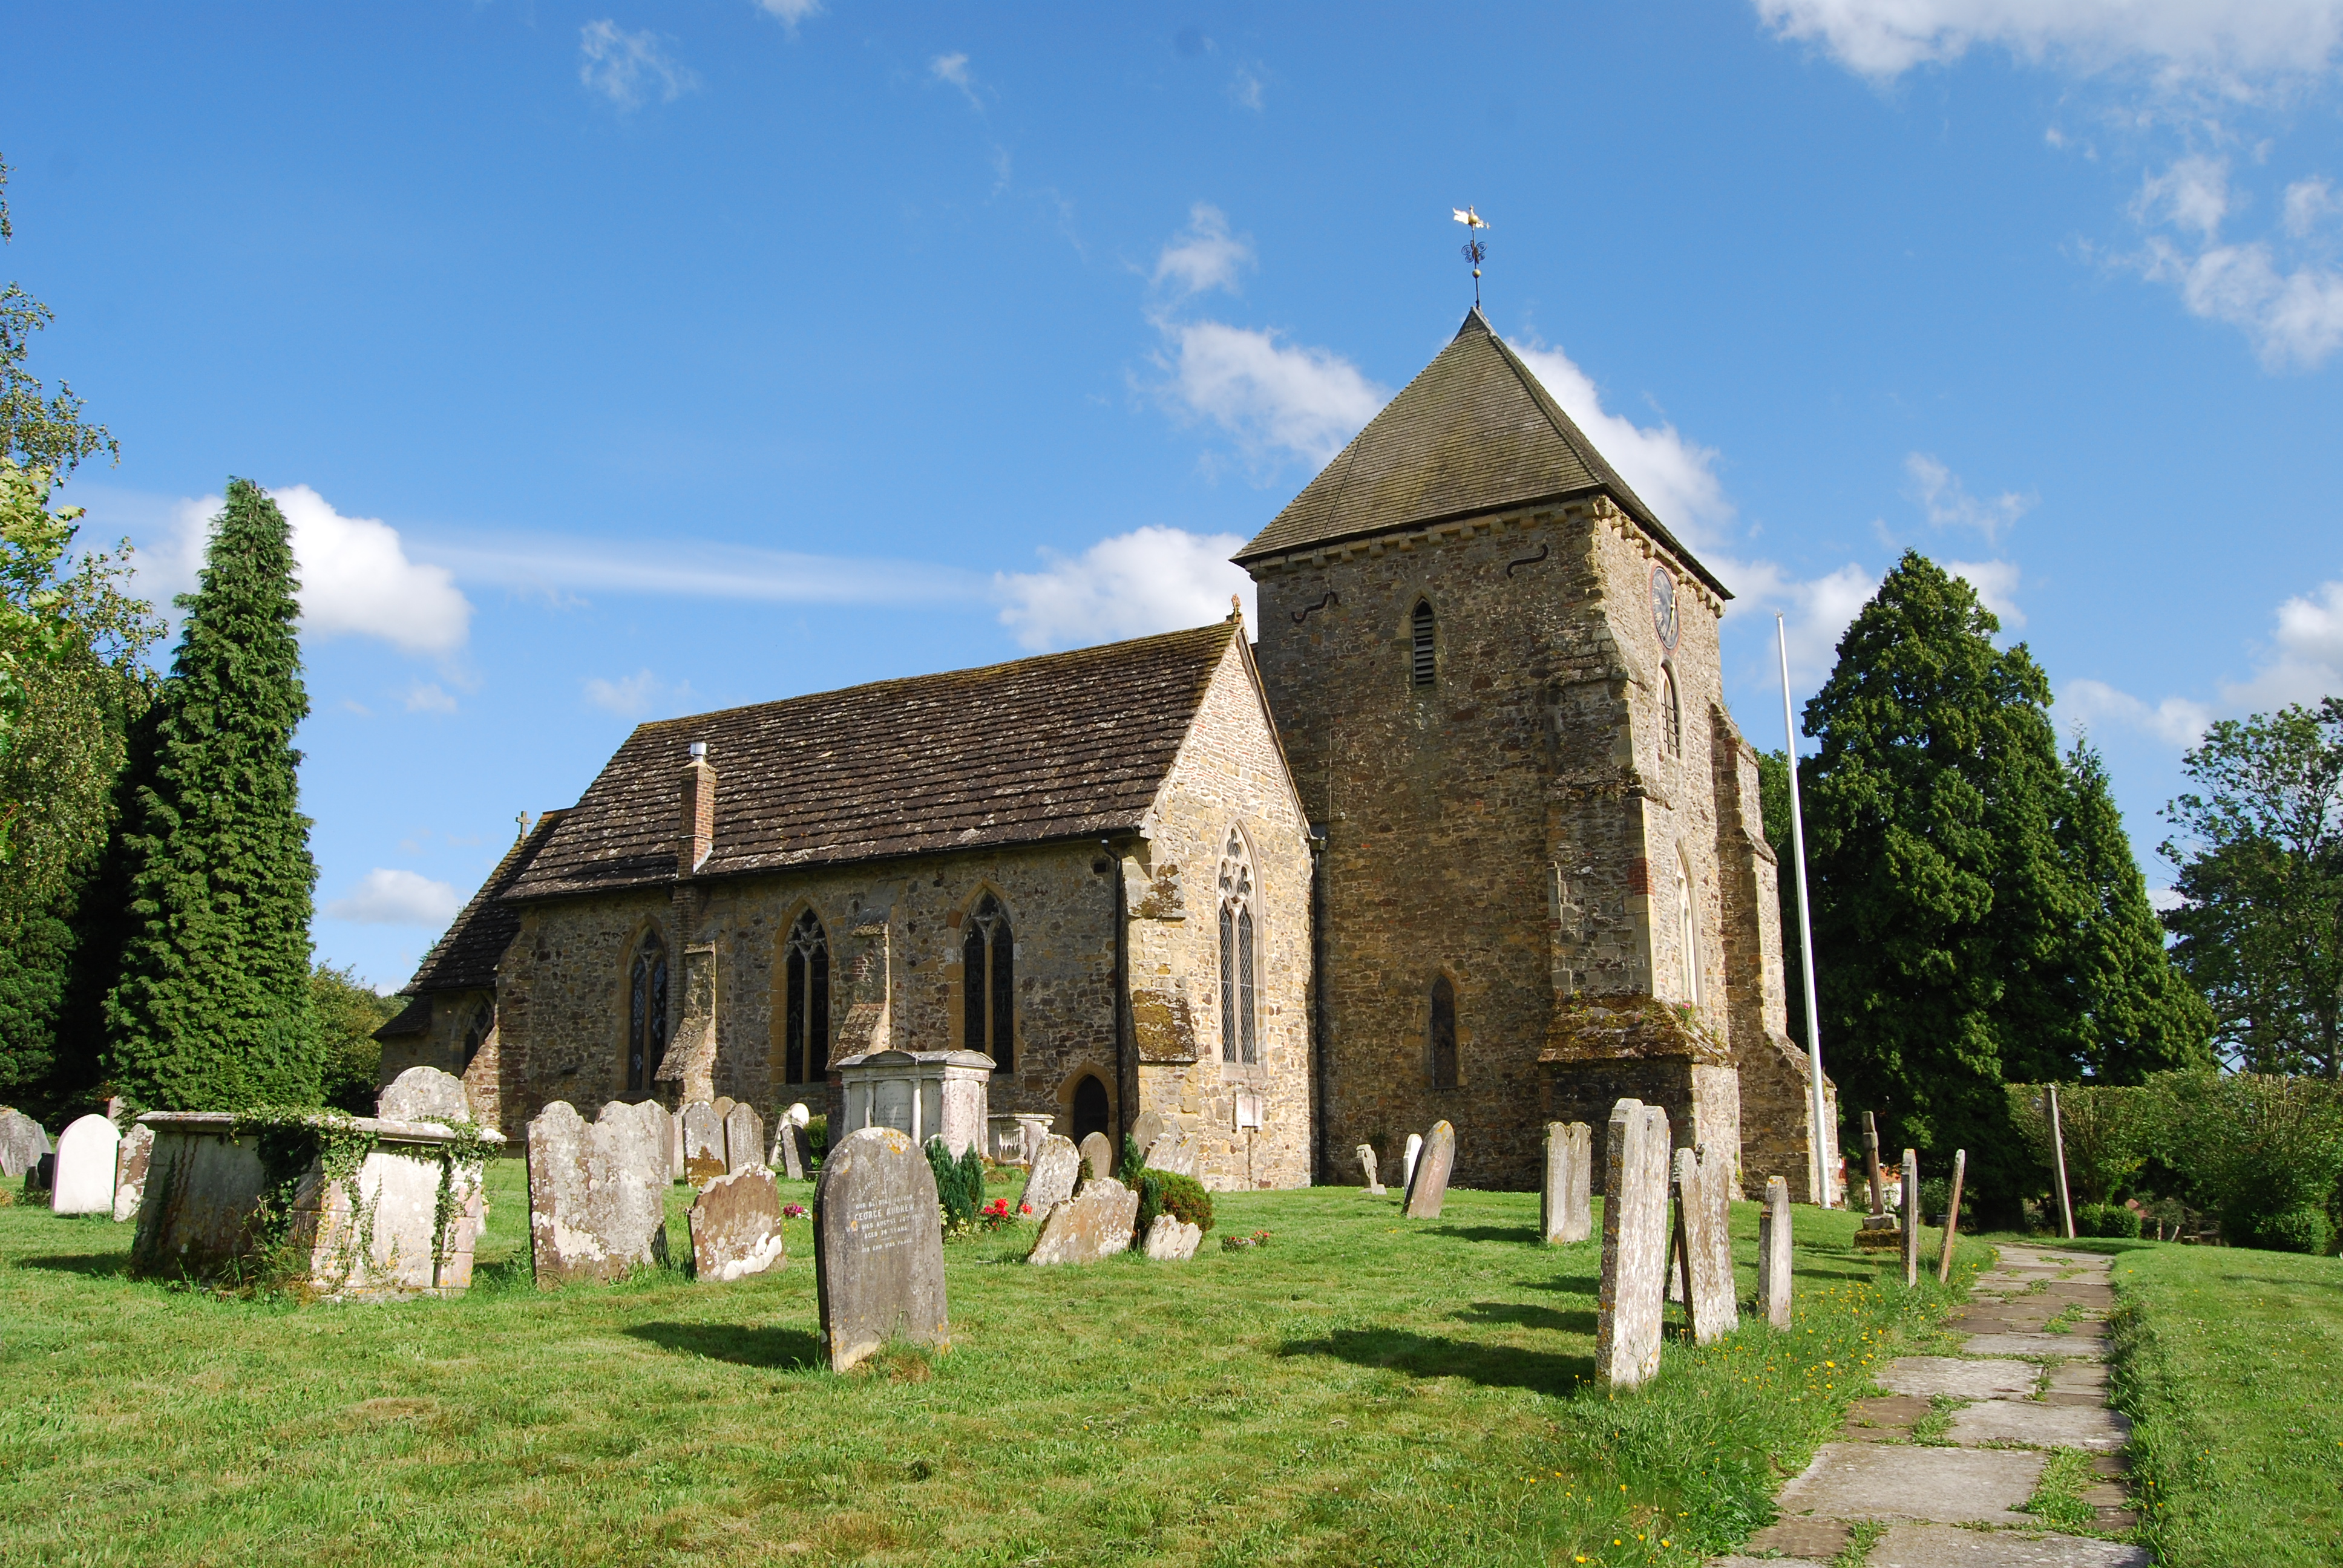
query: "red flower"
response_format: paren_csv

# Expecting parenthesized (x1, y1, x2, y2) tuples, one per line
(1020, 1203, 1032, 1214)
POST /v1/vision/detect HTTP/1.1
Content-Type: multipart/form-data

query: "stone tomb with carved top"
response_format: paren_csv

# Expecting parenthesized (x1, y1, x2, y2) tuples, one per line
(834, 1049, 992, 1158)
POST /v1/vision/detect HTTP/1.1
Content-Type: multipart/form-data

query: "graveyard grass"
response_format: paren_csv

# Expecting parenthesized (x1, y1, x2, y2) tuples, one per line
(1, 1169, 1985, 1567)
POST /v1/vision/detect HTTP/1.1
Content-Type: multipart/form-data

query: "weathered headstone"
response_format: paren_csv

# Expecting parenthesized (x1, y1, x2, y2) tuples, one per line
(724, 1102, 767, 1177)
(1902, 1148, 1922, 1287)
(51, 1113, 121, 1215)
(786, 1101, 811, 1128)
(1673, 1143, 1739, 1344)
(376, 1065, 472, 1123)
(1144, 1126, 1200, 1177)
(1017, 1133, 1081, 1218)
(1594, 1099, 1672, 1389)
(712, 1094, 736, 1121)
(1027, 1175, 1140, 1264)
(770, 1120, 811, 1181)
(1077, 1130, 1113, 1183)
(1143, 1213, 1203, 1261)
(1541, 1120, 1591, 1244)
(667, 1108, 684, 1183)
(689, 1165, 787, 1281)
(1401, 1131, 1423, 1190)
(1130, 1109, 1166, 1157)
(1757, 1174, 1794, 1328)
(1401, 1120, 1455, 1219)
(680, 1100, 726, 1183)
(813, 1126, 949, 1371)
(112, 1122, 154, 1223)
(0, 1108, 51, 1180)
(526, 1099, 670, 1287)
(1356, 1143, 1384, 1195)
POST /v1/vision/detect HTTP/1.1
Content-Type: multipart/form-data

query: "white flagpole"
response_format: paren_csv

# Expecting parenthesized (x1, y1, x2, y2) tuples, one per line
(1779, 615, 1835, 1208)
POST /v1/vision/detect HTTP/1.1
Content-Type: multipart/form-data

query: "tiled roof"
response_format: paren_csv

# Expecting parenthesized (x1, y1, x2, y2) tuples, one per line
(1234, 307, 1731, 598)
(502, 621, 1242, 901)
(393, 809, 569, 996)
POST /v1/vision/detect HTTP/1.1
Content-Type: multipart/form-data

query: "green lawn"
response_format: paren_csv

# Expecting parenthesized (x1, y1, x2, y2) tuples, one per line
(0, 1164, 1978, 1567)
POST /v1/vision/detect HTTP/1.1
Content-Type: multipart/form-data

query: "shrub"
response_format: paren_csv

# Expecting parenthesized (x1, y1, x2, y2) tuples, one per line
(925, 1138, 986, 1235)
(2246, 1206, 2333, 1256)
(1139, 1170, 1214, 1236)
(804, 1114, 827, 1158)
(2148, 1071, 2343, 1249)
(2074, 1203, 2141, 1239)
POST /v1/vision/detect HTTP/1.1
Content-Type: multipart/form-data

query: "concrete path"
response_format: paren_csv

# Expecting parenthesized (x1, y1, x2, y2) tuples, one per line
(1708, 1245, 2148, 1568)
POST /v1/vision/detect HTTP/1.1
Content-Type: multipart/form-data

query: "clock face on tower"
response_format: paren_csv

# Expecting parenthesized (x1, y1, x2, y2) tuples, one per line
(1651, 565, 1680, 651)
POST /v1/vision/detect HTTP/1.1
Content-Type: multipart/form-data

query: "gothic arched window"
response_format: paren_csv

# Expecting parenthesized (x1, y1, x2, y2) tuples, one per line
(626, 933, 669, 1093)
(1429, 976, 1459, 1088)
(1676, 852, 1702, 1008)
(963, 893, 1015, 1070)
(460, 1001, 493, 1073)
(1411, 599, 1437, 688)
(1662, 665, 1683, 756)
(782, 909, 831, 1085)
(1217, 831, 1259, 1065)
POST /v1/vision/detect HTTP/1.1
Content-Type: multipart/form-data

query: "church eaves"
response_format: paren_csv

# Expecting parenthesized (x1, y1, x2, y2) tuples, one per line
(1233, 307, 1731, 599)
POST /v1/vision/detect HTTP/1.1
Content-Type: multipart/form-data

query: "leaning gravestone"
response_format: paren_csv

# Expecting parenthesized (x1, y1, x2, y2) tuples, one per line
(1541, 1120, 1592, 1244)
(1143, 1213, 1202, 1261)
(814, 1126, 949, 1372)
(376, 1065, 472, 1123)
(689, 1165, 786, 1281)
(770, 1120, 811, 1181)
(1018, 1133, 1081, 1219)
(1027, 1176, 1140, 1265)
(0, 1108, 51, 1180)
(724, 1102, 767, 1177)
(1402, 1120, 1455, 1219)
(1357, 1143, 1384, 1195)
(680, 1101, 726, 1184)
(1077, 1130, 1113, 1183)
(1401, 1131, 1423, 1190)
(526, 1099, 670, 1288)
(111, 1122, 155, 1223)
(1594, 1099, 1673, 1390)
(1757, 1174, 1794, 1328)
(1673, 1144, 1739, 1344)
(52, 1113, 122, 1215)
(1902, 1147, 1922, 1288)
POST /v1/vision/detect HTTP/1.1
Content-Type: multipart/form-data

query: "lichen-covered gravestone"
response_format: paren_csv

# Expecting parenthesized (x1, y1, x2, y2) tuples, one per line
(51, 1113, 122, 1215)
(1757, 1174, 1794, 1328)
(1672, 1143, 1739, 1344)
(1145, 1127, 1200, 1177)
(1595, 1099, 1672, 1390)
(1541, 1120, 1591, 1244)
(112, 1123, 154, 1223)
(1017, 1133, 1081, 1219)
(1027, 1176, 1140, 1264)
(526, 1100, 670, 1287)
(1401, 1132, 1423, 1190)
(724, 1102, 767, 1177)
(813, 1126, 949, 1372)
(1130, 1110, 1165, 1157)
(1357, 1143, 1384, 1195)
(689, 1165, 786, 1281)
(376, 1066, 472, 1123)
(1143, 1214, 1202, 1260)
(680, 1102, 726, 1183)
(1076, 1131, 1113, 1184)
(0, 1108, 51, 1180)
(1401, 1121, 1455, 1219)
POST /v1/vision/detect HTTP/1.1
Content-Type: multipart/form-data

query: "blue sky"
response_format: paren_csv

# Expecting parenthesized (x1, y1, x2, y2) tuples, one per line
(8, 2, 2342, 988)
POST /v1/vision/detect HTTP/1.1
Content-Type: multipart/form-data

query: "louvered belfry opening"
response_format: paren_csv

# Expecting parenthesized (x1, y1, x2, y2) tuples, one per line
(1411, 600, 1436, 687)
(963, 893, 1015, 1070)
(627, 935, 668, 1092)
(783, 909, 830, 1084)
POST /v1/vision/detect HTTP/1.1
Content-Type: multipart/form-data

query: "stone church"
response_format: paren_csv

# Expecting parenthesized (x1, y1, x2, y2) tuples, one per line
(381, 306, 1833, 1197)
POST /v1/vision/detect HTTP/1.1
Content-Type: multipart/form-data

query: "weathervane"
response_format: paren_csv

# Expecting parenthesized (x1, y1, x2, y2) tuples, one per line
(1452, 206, 1489, 310)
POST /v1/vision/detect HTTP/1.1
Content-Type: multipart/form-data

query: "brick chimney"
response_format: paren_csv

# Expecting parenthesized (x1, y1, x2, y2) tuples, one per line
(680, 740, 716, 876)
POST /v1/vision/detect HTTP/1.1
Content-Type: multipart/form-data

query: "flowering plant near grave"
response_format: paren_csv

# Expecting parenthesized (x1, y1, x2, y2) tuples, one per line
(978, 1197, 1024, 1233)
(781, 1203, 807, 1220)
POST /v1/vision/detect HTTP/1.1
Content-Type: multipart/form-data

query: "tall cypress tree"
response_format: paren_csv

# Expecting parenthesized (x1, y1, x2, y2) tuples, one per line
(98, 480, 316, 1109)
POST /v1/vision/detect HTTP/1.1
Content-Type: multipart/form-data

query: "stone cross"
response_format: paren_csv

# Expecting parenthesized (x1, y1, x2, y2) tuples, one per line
(1902, 1148, 1921, 1287)
(51, 1113, 121, 1216)
(1076, 1131, 1113, 1184)
(1541, 1121, 1591, 1244)
(1594, 1099, 1671, 1390)
(1017, 1133, 1081, 1220)
(1673, 1144, 1740, 1344)
(112, 1123, 154, 1224)
(1401, 1121, 1455, 1219)
(1356, 1143, 1384, 1195)
(689, 1165, 786, 1282)
(1756, 1174, 1794, 1328)
(1401, 1131, 1423, 1191)
(724, 1102, 767, 1176)
(680, 1101, 726, 1184)
(1027, 1176, 1141, 1264)
(526, 1100, 671, 1287)
(813, 1126, 949, 1372)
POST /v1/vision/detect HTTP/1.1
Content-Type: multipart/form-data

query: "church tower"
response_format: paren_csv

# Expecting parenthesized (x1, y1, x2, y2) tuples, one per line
(1237, 308, 1833, 1195)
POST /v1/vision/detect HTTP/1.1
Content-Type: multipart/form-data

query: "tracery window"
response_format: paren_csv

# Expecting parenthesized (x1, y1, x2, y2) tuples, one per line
(626, 933, 669, 1093)
(460, 1001, 493, 1073)
(782, 909, 831, 1085)
(1676, 852, 1702, 1008)
(1429, 976, 1459, 1089)
(1662, 665, 1683, 756)
(1411, 599, 1437, 688)
(1217, 831, 1259, 1065)
(962, 893, 1015, 1070)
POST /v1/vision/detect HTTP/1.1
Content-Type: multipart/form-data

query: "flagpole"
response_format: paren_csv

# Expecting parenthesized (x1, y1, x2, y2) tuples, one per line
(1778, 614, 1835, 1208)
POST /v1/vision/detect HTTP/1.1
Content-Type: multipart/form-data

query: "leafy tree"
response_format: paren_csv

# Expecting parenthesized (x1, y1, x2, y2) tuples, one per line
(312, 962, 395, 1116)
(2145, 1070, 2343, 1252)
(0, 157, 116, 477)
(96, 480, 318, 1110)
(2160, 700, 2343, 1078)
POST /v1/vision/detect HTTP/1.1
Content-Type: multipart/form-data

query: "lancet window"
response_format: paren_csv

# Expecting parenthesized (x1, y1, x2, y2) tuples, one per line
(782, 909, 831, 1086)
(963, 893, 1015, 1070)
(1429, 976, 1459, 1088)
(626, 933, 669, 1093)
(1217, 831, 1259, 1065)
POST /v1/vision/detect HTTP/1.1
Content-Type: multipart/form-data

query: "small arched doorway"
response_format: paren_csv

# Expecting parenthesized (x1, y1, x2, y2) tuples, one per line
(1070, 1074, 1111, 1146)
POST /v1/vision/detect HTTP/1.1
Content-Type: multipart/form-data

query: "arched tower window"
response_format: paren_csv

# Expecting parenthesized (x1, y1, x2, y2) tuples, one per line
(460, 1001, 493, 1073)
(1676, 852, 1701, 1008)
(626, 933, 669, 1093)
(1217, 831, 1259, 1065)
(1429, 976, 1459, 1089)
(782, 909, 831, 1085)
(1070, 1074, 1110, 1146)
(963, 893, 1015, 1070)
(1411, 599, 1437, 688)
(1662, 665, 1683, 756)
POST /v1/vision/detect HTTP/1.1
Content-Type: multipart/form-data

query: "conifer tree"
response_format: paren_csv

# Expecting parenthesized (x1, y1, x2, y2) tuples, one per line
(97, 480, 317, 1109)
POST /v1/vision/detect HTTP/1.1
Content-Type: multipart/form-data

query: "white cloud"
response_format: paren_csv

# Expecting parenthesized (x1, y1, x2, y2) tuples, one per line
(1906, 454, 2034, 544)
(1153, 204, 1253, 299)
(995, 526, 1254, 652)
(2140, 230, 2343, 368)
(2136, 153, 2233, 239)
(2059, 576, 2343, 747)
(1944, 558, 2027, 627)
(405, 682, 459, 714)
(579, 21, 699, 109)
(425, 532, 982, 606)
(585, 668, 696, 719)
(324, 868, 465, 929)
(1507, 340, 1735, 544)
(2063, 677, 2214, 745)
(930, 52, 981, 107)
(753, 0, 821, 31)
(2283, 174, 2342, 235)
(1151, 319, 1388, 468)
(1717, 558, 1881, 687)
(1229, 64, 1267, 111)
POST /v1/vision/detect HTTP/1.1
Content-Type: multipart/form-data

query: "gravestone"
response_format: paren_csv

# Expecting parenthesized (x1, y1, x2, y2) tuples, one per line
(0, 1108, 51, 1180)
(786, 1101, 811, 1128)
(1017, 1133, 1081, 1219)
(770, 1120, 812, 1181)
(1756, 1174, 1794, 1328)
(1541, 1120, 1591, 1244)
(1594, 1099, 1673, 1389)
(1143, 1214, 1203, 1261)
(1356, 1143, 1384, 1195)
(689, 1165, 787, 1282)
(712, 1095, 736, 1121)
(1077, 1130, 1114, 1183)
(1130, 1109, 1165, 1157)
(526, 1099, 670, 1288)
(1673, 1144, 1739, 1344)
(1902, 1148, 1921, 1287)
(1401, 1132, 1423, 1190)
(680, 1101, 726, 1183)
(1027, 1176, 1140, 1265)
(112, 1122, 154, 1223)
(667, 1109, 685, 1183)
(51, 1112, 121, 1215)
(1144, 1126, 1200, 1177)
(724, 1102, 767, 1176)
(813, 1126, 949, 1372)
(376, 1065, 472, 1123)
(1401, 1121, 1455, 1219)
